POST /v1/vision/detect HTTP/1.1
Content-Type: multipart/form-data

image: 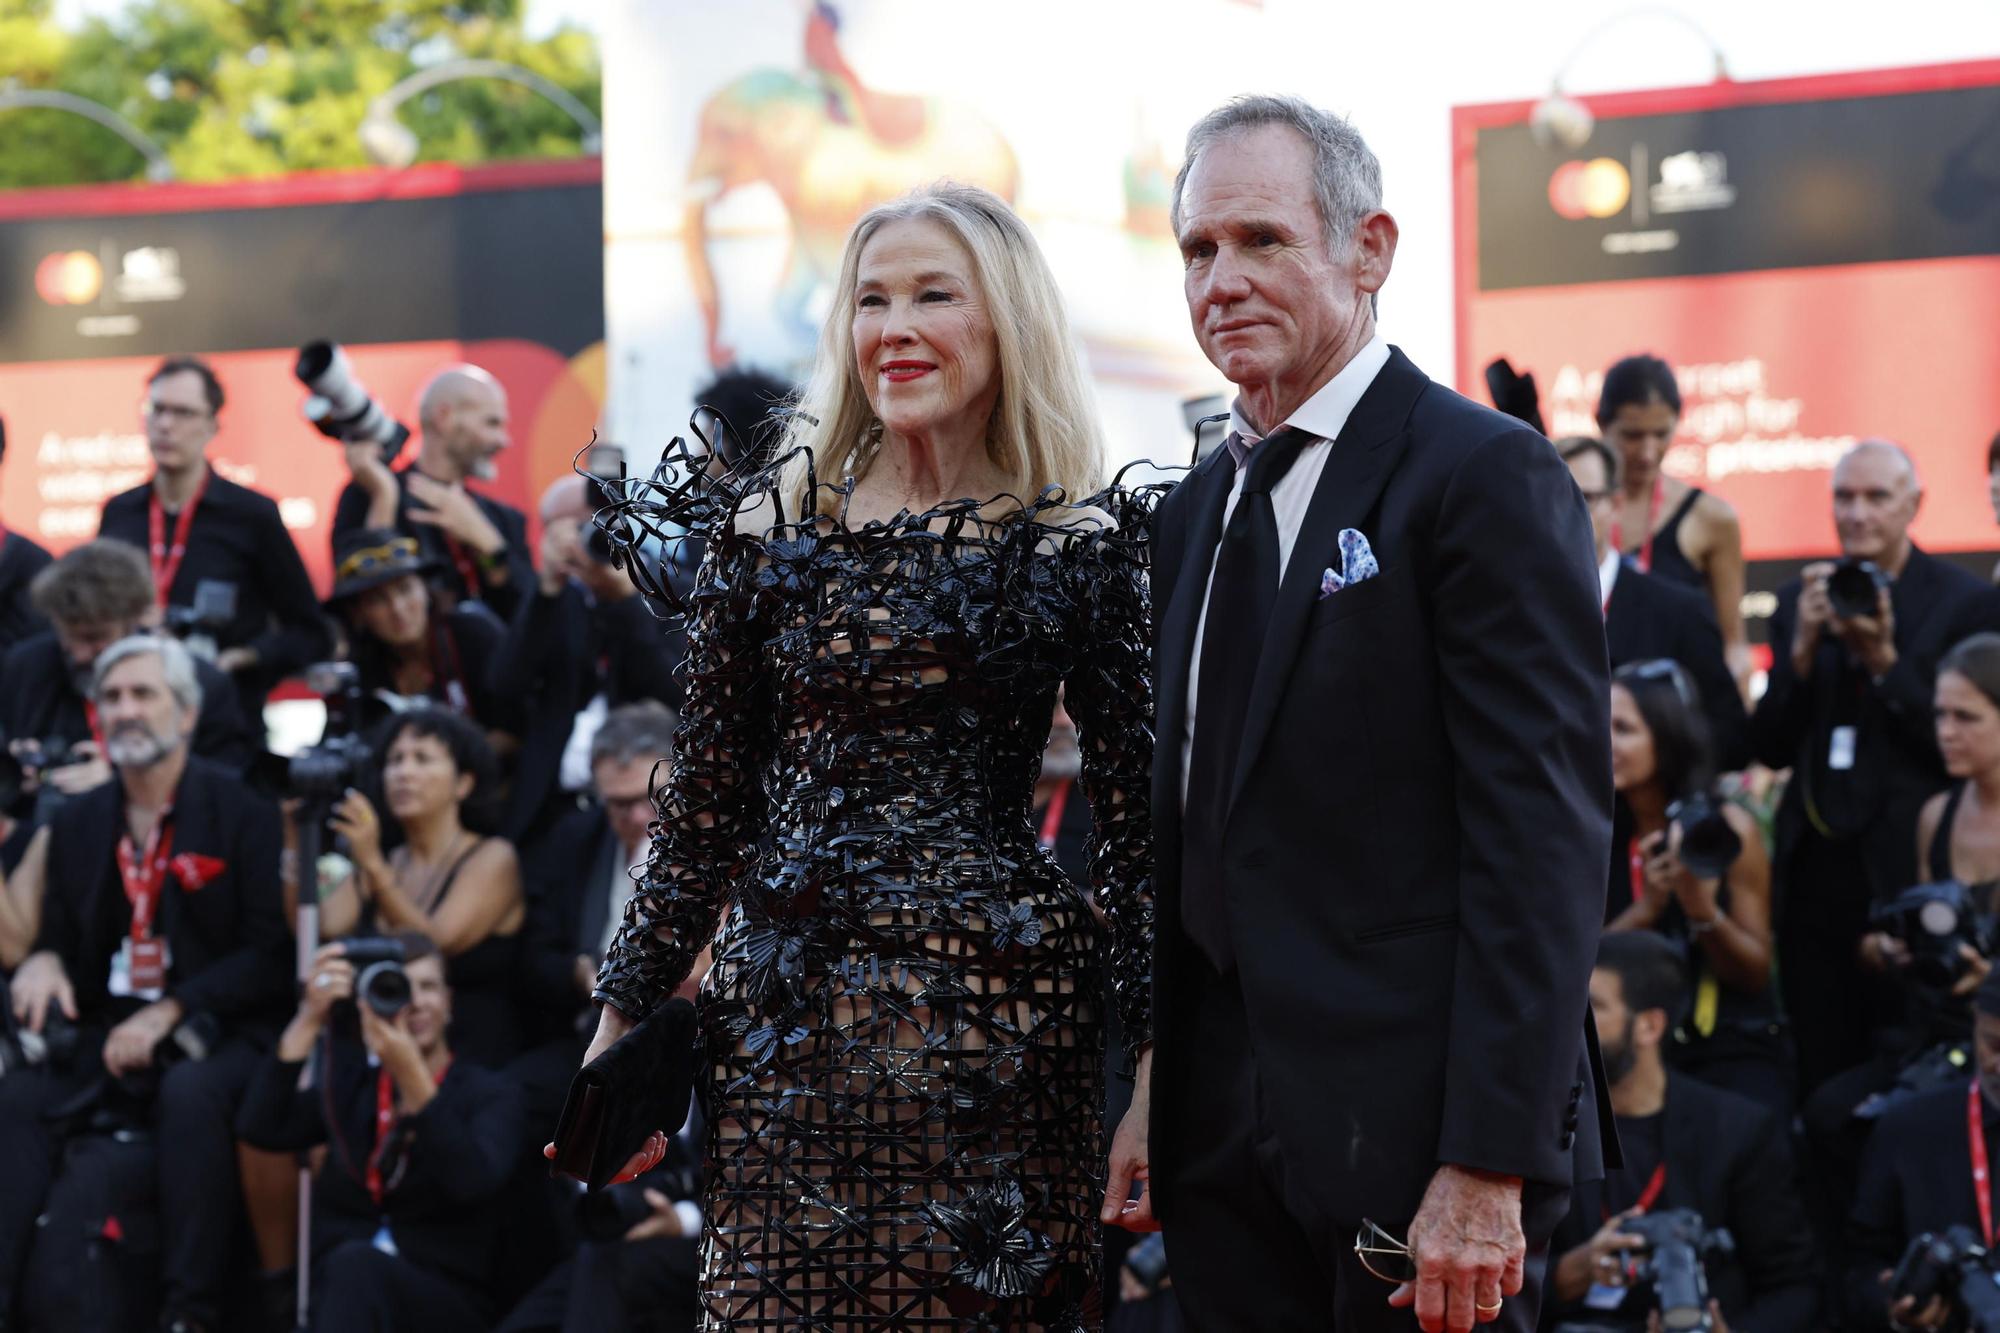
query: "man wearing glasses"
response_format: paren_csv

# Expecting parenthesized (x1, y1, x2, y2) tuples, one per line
(98, 357, 330, 720)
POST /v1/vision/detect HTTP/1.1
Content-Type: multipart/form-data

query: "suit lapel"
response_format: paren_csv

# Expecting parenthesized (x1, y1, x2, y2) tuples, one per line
(1228, 349, 1425, 813)
(1153, 451, 1236, 816)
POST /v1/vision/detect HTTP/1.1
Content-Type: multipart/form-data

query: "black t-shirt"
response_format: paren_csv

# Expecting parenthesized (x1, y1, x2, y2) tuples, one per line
(1604, 1111, 1666, 1217)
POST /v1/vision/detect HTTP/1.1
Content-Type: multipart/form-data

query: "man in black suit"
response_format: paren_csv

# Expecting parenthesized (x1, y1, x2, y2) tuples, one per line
(1844, 968, 2000, 1330)
(1558, 436, 1747, 771)
(0, 633, 289, 1333)
(98, 356, 331, 716)
(1542, 932, 1818, 1332)
(1107, 96, 1613, 1333)
(1750, 440, 2000, 1095)
(331, 363, 535, 619)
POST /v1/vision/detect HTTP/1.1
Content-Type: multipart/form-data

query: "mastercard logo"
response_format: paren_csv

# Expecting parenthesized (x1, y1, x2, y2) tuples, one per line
(35, 250, 103, 305)
(1548, 158, 1631, 220)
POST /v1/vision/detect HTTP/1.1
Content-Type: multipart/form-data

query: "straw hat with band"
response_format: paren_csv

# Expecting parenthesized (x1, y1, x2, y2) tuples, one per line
(326, 529, 438, 608)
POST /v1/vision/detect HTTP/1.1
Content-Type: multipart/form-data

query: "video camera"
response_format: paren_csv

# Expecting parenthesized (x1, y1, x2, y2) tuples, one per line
(1612, 1208, 1735, 1331)
(1664, 791, 1744, 881)
(1828, 557, 1892, 621)
(337, 937, 413, 1019)
(295, 340, 409, 460)
(1870, 880, 1995, 992)
(1890, 1226, 2000, 1333)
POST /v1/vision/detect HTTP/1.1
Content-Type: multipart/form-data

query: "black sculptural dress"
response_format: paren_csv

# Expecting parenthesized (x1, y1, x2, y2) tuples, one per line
(592, 424, 1157, 1331)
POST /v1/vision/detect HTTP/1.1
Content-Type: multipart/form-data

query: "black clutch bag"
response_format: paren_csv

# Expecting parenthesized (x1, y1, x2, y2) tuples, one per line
(549, 998, 698, 1191)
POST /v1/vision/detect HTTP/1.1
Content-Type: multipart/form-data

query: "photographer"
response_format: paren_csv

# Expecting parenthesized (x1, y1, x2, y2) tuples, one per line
(98, 356, 331, 715)
(1543, 932, 1818, 1333)
(492, 477, 686, 840)
(0, 414, 54, 659)
(1560, 436, 1746, 770)
(331, 363, 533, 620)
(237, 937, 524, 1331)
(0, 634, 289, 1333)
(1606, 659, 1787, 1111)
(1846, 968, 2000, 1330)
(0, 541, 253, 851)
(306, 708, 525, 1069)
(1752, 439, 2000, 1094)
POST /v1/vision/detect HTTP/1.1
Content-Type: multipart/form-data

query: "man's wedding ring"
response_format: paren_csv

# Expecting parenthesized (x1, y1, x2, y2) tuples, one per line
(1476, 1300, 1503, 1316)
(314, 973, 334, 990)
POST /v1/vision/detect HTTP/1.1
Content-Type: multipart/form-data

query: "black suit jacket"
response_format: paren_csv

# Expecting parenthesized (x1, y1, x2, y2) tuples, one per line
(1544, 1075, 1819, 1332)
(1750, 547, 2000, 899)
(1149, 347, 1615, 1224)
(1604, 558, 1749, 771)
(33, 755, 290, 1034)
(0, 529, 53, 660)
(332, 466, 534, 621)
(99, 474, 332, 700)
(520, 804, 624, 1038)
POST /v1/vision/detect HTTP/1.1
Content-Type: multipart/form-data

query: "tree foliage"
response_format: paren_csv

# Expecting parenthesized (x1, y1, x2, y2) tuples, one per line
(0, 0, 600, 189)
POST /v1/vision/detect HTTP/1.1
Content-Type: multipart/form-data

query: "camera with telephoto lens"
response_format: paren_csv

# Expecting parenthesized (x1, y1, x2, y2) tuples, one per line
(295, 341, 409, 459)
(1664, 791, 1744, 881)
(288, 662, 372, 801)
(1614, 1208, 1735, 1332)
(337, 937, 412, 1019)
(1890, 1225, 2000, 1333)
(1869, 881, 1995, 992)
(0, 1008, 82, 1079)
(1828, 557, 1892, 621)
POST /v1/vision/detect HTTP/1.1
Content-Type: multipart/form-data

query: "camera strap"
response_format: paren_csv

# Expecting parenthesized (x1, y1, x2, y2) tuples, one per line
(439, 533, 483, 605)
(1971, 1079, 1994, 1247)
(367, 1057, 452, 1208)
(147, 472, 210, 607)
(1603, 1162, 1667, 1221)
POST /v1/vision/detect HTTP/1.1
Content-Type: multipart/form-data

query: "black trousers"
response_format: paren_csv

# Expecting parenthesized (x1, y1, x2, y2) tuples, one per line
(1156, 956, 1564, 1333)
(313, 1240, 488, 1332)
(495, 1234, 699, 1333)
(0, 1037, 262, 1325)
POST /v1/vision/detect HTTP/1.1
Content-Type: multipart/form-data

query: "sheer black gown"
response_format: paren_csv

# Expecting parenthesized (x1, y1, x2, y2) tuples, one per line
(590, 424, 1157, 1331)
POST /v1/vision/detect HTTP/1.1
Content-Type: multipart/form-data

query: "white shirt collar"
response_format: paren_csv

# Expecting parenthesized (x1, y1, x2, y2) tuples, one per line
(1228, 334, 1391, 444)
(1599, 548, 1622, 605)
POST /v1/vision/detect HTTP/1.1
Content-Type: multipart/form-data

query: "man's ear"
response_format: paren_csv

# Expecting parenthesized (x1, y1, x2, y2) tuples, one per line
(1633, 1006, 1672, 1048)
(1352, 210, 1399, 296)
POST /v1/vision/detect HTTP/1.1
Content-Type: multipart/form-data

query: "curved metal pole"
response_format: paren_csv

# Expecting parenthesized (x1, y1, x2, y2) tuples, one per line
(0, 89, 175, 180)
(369, 58, 602, 146)
(1550, 4, 1731, 92)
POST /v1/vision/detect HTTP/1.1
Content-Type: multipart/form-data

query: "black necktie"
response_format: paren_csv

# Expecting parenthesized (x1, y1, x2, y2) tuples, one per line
(1181, 426, 1313, 972)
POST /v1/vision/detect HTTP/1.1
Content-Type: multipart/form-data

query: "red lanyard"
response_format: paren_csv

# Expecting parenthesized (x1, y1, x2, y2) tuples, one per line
(1627, 837, 1646, 904)
(1606, 1162, 1667, 1220)
(367, 1058, 451, 1208)
(1609, 476, 1665, 575)
(1973, 1080, 1994, 1247)
(147, 473, 209, 607)
(116, 811, 176, 942)
(1038, 781, 1071, 849)
(440, 533, 482, 603)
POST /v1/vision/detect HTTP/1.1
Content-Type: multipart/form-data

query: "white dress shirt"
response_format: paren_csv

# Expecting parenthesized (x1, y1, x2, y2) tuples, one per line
(1598, 548, 1622, 609)
(1181, 335, 1392, 804)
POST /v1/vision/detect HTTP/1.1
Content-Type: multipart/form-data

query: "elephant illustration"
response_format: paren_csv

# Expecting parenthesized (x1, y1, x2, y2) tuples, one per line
(685, 2, 1021, 367)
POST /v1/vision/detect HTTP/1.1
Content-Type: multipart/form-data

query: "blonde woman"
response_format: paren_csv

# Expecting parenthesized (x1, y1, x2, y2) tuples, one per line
(578, 183, 1156, 1330)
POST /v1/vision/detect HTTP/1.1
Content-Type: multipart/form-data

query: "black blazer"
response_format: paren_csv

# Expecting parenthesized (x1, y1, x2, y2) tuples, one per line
(332, 467, 534, 621)
(1604, 558, 1749, 772)
(0, 530, 53, 660)
(1750, 547, 2000, 898)
(1149, 347, 1614, 1225)
(1544, 1075, 1819, 1332)
(519, 804, 624, 1038)
(100, 473, 332, 700)
(34, 755, 291, 1034)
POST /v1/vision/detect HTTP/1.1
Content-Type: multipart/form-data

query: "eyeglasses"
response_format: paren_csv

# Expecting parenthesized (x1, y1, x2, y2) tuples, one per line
(1354, 1218, 1417, 1285)
(141, 401, 210, 425)
(1616, 657, 1700, 713)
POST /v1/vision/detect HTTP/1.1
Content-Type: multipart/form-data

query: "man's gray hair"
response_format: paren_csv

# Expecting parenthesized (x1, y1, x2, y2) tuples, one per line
(90, 633, 202, 715)
(1171, 95, 1384, 247)
(590, 699, 680, 771)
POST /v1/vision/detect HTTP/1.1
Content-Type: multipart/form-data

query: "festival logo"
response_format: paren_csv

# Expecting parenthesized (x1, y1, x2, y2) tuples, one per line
(1548, 158, 1631, 220)
(35, 250, 104, 305)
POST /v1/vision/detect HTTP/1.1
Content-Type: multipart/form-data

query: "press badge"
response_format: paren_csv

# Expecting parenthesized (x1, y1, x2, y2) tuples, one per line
(1584, 1283, 1628, 1311)
(108, 938, 169, 1000)
(1829, 725, 1858, 771)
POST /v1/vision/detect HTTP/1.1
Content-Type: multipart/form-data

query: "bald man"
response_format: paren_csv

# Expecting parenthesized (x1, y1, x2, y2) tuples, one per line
(329, 363, 534, 619)
(1750, 439, 2000, 1093)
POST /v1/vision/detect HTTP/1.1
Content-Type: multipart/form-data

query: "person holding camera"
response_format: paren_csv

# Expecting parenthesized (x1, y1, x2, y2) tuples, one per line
(1560, 436, 1747, 772)
(0, 541, 254, 856)
(237, 935, 524, 1331)
(331, 363, 533, 620)
(98, 356, 331, 717)
(1605, 659, 1785, 1112)
(307, 707, 526, 1069)
(0, 633, 289, 1333)
(1752, 440, 2000, 1095)
(1845, 967, 2000, 1330)
(1542, 932, 1819, 1333)
(490, 477, 686, 841)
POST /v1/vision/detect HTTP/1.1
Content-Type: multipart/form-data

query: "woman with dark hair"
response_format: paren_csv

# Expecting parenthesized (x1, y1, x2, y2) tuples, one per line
(318, 707, 528, 1068)
(1606, 659, 1785, 1109)
(1599, 355, 1752, 698)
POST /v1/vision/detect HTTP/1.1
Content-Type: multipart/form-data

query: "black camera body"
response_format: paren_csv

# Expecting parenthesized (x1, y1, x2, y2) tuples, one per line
(1616, 1208, 1735, 1331)
(288, 662, 372, 801)
(161, 580, 238, 644)
(1891, 1225, 2000, 1333)
(295, 341, 409, 459)
(1828, 557, 1892, 621)
(0, 1008, 82, 1079)
(1870, 880, 1993, 992)
(1664, 792, 1745, 881)
(338, 937, 413, 1019)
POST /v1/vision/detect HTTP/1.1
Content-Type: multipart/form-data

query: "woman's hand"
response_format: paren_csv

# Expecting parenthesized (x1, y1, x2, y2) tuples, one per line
(1952, 943, 1993, 997)
(1859, 931, 1912, 974)
(544, 1003, 666, 1184)
(301, 945, 356, 1026)
(1641, 828, 1719, 926)
(328, 788, 386, 882)
(1103, 1047, 1158, 1232)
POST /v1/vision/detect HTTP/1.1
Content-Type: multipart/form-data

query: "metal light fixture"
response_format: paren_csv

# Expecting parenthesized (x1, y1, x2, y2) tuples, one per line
(0, 85, 176, 181)
(1531, 6, 1731, 150)
(359, 58, 603, 169)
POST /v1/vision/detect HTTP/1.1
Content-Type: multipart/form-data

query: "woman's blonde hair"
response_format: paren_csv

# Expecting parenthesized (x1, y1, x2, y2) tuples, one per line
(778, 182, 1104, 516)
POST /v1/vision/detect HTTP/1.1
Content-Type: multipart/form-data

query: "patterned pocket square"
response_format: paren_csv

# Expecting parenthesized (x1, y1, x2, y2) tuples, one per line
(1319, 528, 1382, 599)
